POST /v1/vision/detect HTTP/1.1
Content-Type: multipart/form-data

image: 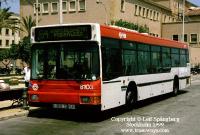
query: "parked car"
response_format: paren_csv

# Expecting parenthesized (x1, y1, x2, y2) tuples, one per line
(191, 67, 200, 75)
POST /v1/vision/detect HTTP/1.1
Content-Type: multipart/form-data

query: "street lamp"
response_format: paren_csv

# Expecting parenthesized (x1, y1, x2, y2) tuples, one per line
(96, 0, 108, 25)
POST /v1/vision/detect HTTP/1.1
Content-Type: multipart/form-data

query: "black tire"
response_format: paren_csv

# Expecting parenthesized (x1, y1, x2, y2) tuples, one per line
(173, 77, 179, 96)
(126, 84, 137, 109)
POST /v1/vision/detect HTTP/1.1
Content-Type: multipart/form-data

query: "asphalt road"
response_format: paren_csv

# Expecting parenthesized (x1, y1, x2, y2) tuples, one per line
(0, 79, 200, 135)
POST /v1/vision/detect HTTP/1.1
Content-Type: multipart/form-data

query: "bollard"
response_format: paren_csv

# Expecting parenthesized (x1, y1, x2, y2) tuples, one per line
(22, 87, 29, 110)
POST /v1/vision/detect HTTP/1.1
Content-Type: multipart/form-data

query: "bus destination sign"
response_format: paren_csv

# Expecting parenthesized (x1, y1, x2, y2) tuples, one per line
(34, 25, 92, 42)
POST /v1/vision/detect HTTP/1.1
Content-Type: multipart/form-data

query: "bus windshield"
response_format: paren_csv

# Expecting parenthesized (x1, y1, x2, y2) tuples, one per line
(31, 42, 100, 80)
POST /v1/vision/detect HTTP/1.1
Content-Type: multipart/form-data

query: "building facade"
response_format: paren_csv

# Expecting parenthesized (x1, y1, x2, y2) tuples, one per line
(162, 7, 200, 67)
(20, 0, 194, 37)
(0, 14, 21, 70)
(0, 15, 20, 49)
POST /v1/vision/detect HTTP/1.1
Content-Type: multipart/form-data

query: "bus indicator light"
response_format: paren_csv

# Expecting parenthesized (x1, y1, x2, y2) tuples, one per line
(81, 96, 101, 104)
(92, 96, 101, 104)
(32, 84, 39, 91)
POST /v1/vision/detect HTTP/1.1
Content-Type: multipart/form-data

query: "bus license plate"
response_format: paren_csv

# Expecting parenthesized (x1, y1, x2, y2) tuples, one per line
(53, 104, 76, 110)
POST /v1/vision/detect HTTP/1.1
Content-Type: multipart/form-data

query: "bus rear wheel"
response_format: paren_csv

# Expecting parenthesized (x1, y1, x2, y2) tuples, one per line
(173, 77, 179, 96)
(126, 84, 137, 109)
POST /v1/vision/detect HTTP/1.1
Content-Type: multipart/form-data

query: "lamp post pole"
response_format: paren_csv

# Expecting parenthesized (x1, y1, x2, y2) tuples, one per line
(182, 0, 185, 42)
(59, 0, 63, 24)
(36, 0, 38, 26)
(96, 1, 108, 25)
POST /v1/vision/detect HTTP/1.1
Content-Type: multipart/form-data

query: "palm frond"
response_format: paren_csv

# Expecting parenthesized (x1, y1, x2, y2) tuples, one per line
(0, 8, 20, 31)
(21, 15, 36, 37)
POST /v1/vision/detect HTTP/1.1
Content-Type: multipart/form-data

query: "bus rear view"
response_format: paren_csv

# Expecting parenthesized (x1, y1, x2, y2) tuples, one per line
(29, 24, 101, 110)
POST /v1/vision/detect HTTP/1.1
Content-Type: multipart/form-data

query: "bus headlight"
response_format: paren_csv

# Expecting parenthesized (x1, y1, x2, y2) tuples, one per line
(31, 95, 39, 101)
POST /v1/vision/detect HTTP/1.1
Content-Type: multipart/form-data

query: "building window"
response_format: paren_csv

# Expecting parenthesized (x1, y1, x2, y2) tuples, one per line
(6, 29, 9, 35)
(150, 10, 153, 20)
(163, 15, 167, 22)
(190, 34, 198, 43)
(6, 40, 9, 47)
(139, 7, 142, 16)
(69, 0, 76, 12)
(142, 7, 146, 17)
(184, 34, 187, 42)
(153, 11, 156, 20)
(135, 5, 139, 16)
(173, 35, 179, 41)
(34, 3, 41, 14)
(51, 2, 58, 13)
(78, 0, 86, 11)
(156, 12, 160, 21)
(12, 30, 15, 36)
(149, 10, 152, 19)
(178, 2, 183, 11)
(168, 16, 172, 22)
(0, 40, 2, 46)
(62, 1, 67, 12)
(0, 28, 1, 35)
(172, 17, 176, 22)
(146, 9, 149, 18)
(121, 0, 125, 12)
(42, 3, 49, 14)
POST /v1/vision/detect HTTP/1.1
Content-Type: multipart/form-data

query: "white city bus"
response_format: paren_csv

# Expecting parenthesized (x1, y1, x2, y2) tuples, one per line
(28, 23, 190, 111)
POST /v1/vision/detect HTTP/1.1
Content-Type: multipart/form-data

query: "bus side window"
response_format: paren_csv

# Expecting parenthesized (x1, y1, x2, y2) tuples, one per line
(101, 37, 122, 81)
(180, 49, 187, 67)
(162, 47, 171, 72)
(123, 50, 137, 75)
(151, 46, 161, 73)
(105, 48, 122, 79)
(171, 48, 180, 67)
(122, 41, 137, 76)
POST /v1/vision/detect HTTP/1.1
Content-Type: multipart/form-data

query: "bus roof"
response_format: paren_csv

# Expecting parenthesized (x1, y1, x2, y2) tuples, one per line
(100, 25, 188, 49)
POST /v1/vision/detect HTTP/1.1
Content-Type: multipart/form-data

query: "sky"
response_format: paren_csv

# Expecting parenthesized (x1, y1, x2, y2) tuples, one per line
(0, 0, 200, 14)
(189, 0, 200, 6)
(1, 0, 20, 14)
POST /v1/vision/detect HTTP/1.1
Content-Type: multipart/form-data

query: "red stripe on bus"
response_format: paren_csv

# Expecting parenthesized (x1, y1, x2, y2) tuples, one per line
(100, 25, 188, 49)
(28, 80, 101, 105)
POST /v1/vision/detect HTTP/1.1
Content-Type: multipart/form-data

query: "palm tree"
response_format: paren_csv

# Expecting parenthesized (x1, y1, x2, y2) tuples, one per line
(0, 7, 19, 73)
(19, 16, 36, 64)
(0, 8, 19, 31)
(21, 15, 36, 37)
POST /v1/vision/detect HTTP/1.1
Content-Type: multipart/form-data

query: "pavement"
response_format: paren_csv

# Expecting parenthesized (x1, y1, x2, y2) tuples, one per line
(0, 101, 29, 121)
(0, 74, 200, 121)
(0, 83, 30, 121)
